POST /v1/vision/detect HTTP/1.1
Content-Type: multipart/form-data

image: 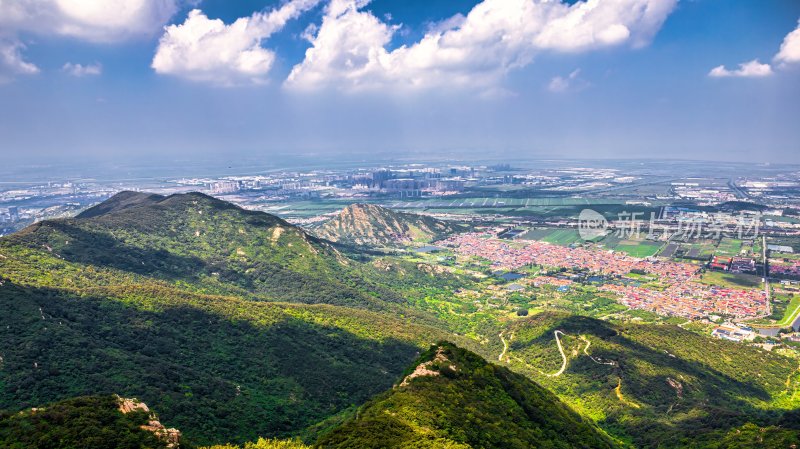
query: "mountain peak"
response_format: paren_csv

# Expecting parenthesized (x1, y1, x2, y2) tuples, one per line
(398, 343, 458, 387)
(77, 191, 165, 218)
(78, 191, 250, 220)
(314, 203, 462, 246)
(317, 341, 618, 449)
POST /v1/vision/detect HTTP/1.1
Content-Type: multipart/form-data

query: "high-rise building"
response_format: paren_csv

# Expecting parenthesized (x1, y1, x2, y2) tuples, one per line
(8, 206, 19, 221)
(370, 170, 391, 188)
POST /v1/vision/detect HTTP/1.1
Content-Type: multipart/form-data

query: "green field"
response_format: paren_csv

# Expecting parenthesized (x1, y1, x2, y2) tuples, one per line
(260, 200, 359, 218)
(522, 228, 662, 256)
(680, 241, 717, 260)
(614, 242, 662, 258)
(696, 271, 763, 289)
(540, 229, 583, 245)
(397, 197, 606, 207)
(519, 228, 556, 240)
(519, 228, 584, 245)
(715, 238, 744, 257)
(593, 233, 662, 258)
(775, 294, 800, 327)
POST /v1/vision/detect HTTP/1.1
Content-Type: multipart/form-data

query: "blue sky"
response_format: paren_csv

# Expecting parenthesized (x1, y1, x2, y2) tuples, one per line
(0, 0, 799, 166)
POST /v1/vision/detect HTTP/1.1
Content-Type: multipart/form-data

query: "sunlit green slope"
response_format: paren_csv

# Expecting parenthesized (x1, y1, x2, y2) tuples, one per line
(316, 342, 619, 449)
(497, 312, 800, 448)
(0, 192, 470, 444)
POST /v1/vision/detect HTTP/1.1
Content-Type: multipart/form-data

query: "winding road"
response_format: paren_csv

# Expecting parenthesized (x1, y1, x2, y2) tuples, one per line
(547, 330, 568, 377)
(499, 332, 509, 362)
(580, 336, 617, 366)
(501, 330, 617, 377)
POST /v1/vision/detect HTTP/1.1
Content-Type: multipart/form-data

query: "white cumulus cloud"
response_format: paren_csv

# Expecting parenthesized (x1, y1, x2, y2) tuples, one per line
(286, 0, 677, 92)
(709, 17, 800, 78)
(548, 68, 586, 93)
(708, 59, 773, 78)
(774, 19, 800, 65)
(0, 0, 180, 43)
(62, 62, 102, 76)
(0, 38, 39, 82)
(0, 0, 180, 82)
(152, 0, 321, 85)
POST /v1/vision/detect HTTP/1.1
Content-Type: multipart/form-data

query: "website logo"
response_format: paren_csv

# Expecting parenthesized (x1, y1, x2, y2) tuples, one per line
(578, 209, 608, 241)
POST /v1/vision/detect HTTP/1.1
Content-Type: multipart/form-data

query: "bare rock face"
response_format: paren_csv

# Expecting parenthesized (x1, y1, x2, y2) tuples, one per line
(141, 420, 182, 449)
(315, 203, 462, 246)
(117, 395, 182, 448)
(398, 347, 457, 387)
(117, 396, 150, 414)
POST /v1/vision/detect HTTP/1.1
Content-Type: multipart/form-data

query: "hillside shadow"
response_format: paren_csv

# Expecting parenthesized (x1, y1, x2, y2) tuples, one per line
(543, 314, 773, 402)
(9, 219, 420, 315)
(509, 313, 791, 447)
(0, 282, 421, 446)
(13, 221, 206, 281)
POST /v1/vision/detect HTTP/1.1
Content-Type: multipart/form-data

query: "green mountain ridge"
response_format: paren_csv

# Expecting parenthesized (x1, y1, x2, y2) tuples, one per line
(313, 203, 463, 246)
(1, 192, 798, 448)
(0, 192, 469, 444)
(7, 191, 405, 310)
(76, 190, 168, 219)
(1, 343, 621, 449)
(316, 342, 619, 449)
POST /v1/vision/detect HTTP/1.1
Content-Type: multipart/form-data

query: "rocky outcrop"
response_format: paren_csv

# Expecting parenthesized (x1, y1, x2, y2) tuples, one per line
(117, 396, 182, 448)
(398, 347, 457, 387)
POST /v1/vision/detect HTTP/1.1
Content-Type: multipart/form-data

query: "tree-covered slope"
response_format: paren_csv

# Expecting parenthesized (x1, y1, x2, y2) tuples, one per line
(0, 395, 173, 449)
(314, 203, 463, 246)
(4, 192, 404, 310)
(0, 275, 473, 445)
(497, 312, 800, 448)
(76, 191, 166, 219)
(316, 342, 620, 449)
(0, 192, 479, 444)
(2, 192, 798, 448)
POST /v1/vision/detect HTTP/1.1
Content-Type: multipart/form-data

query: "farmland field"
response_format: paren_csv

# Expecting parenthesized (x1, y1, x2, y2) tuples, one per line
(519, 228, 557, 240)
(715, 238, 744, 257)
(776, 295, 800, 327)
(541, 229, 583, 245)
(767, 293, 800, 326)
(696, 271, 763, 289)
(680, 241, 717, 260)
(389, 197, 605, 208)
(596, 233, 662, 258)
(614, 241, 662, 258)
(659, 242, 679, 258)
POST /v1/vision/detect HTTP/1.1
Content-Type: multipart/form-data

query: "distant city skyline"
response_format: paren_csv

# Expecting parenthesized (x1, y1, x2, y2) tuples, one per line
(1, 0, 799, 165)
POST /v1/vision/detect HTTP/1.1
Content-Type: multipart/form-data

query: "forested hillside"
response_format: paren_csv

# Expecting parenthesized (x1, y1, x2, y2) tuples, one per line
(5, 192, 405, 310)
(1, 192, 798, 448)
(317, 342, 619, 449)
(499, 312, 800, 447)
(0, 395, 173, 449)
(0, 192, 474, 444)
